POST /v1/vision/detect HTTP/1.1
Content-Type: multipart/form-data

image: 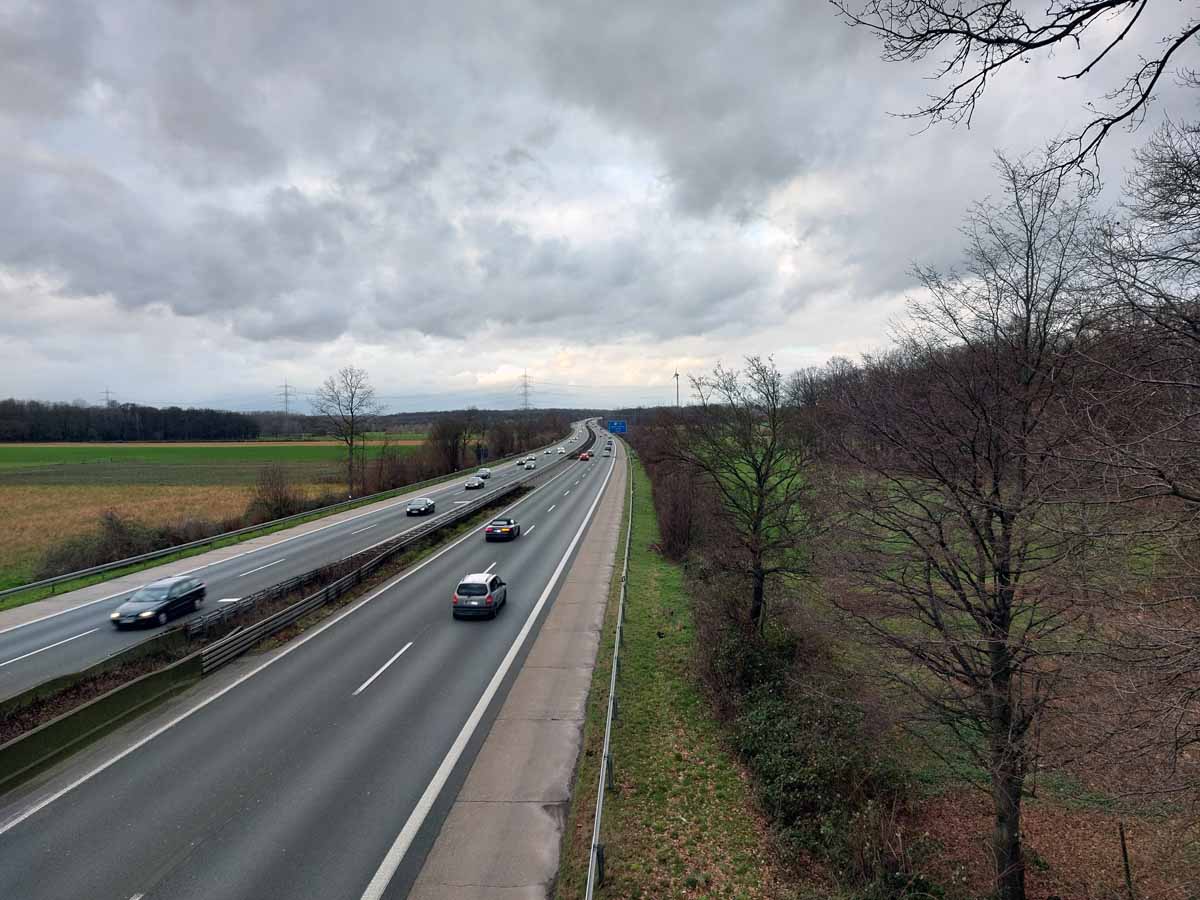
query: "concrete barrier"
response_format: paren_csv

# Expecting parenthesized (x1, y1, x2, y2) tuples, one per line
(0, 649, 202, 793)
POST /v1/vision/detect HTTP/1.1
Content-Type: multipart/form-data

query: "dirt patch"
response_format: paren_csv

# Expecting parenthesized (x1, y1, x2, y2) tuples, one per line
(914, 789, 1198, 900)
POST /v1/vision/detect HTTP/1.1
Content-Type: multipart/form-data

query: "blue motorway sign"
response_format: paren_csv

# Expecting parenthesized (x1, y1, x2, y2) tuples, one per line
(607, 420, 627, 433)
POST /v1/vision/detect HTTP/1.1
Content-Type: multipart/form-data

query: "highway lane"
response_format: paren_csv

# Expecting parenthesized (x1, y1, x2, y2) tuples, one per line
(0, 428, 591, 701)
(0, 433, 619, 900)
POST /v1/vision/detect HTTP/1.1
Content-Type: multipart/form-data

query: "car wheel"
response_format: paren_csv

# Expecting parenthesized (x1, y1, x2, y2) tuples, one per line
(157, 611, 168, 626)
(488, 608, 497, 620)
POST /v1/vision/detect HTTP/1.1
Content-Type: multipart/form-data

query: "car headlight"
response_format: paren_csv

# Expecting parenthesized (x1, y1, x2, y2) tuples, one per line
(110, 612, 120, 620)
(138, 610, 156, 618)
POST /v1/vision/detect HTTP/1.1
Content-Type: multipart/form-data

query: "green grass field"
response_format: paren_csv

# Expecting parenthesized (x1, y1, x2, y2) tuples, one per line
(0, 442, 420, 486)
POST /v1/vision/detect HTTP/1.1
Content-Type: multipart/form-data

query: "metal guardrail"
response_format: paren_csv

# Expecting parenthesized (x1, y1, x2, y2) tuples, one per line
(195, 425, 601, 677)
(585, 439, 633, 897)
(0, 431, 581, 601)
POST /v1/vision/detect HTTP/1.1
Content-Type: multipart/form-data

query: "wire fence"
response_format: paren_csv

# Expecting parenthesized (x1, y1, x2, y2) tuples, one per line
(585, 442, 634, 897)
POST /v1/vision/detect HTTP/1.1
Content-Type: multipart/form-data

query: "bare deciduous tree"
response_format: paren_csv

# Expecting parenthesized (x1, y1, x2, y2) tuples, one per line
(830, 159, 1097, 900)
(667, 356, 819, 632)
(834, 0, 1200, 175)
(311, 366, 382, 496)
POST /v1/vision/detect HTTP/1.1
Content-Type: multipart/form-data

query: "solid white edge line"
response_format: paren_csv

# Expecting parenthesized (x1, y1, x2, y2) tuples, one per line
(218, 598, 241, 604)
(0, 628, 101, 668)
(358, 451, 617, 900)
(352, 642, 414, 696)
(237, 558, 285, 578)
(0, 439, 591, 836)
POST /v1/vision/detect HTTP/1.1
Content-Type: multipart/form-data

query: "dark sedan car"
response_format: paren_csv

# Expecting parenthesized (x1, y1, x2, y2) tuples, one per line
(407, 497, 436, 515)
(110, 575, 205, 629)
(464, 477, 485, 490)
(484, 517, 521, 541)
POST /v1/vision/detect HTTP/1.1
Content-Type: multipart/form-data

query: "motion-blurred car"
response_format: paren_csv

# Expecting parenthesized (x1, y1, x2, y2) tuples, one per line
(484, 517, 521, 541)
(407, 497, 436, 515)
(543, 448, 552, 454)
(452, 572, 508, 619)
(557, 447, 566, 454)
(476, 467, 492, 479)
(110, 576, 205, 629)
(579, 451, 590, 461)
(524, 461, 536, 470)
(465, 477, 485, 489)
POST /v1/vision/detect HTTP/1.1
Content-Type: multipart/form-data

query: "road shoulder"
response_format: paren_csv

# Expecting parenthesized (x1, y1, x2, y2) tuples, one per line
(407, 446, 628, 900)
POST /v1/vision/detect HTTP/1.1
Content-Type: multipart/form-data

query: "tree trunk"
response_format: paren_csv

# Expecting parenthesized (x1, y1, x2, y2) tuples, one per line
(989, 631, 1026, 900)
(992, 758, 1026, 900)
(750, 568, 766, 632)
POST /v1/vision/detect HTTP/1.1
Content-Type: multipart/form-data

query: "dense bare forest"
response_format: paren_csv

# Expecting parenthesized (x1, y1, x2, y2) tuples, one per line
(627, 130, 1200, 899)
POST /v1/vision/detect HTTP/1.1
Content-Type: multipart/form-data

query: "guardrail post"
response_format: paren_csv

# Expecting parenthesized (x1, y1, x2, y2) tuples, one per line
(595, 843, 606, 887)
(605, 751, 615, 791)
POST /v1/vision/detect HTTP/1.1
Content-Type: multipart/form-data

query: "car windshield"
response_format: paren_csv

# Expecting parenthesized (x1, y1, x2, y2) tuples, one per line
(490, 520, 511, 527)
(457, 583, 488, 596)
(410, 498, 428, 505)
(131, 584, 171, 603)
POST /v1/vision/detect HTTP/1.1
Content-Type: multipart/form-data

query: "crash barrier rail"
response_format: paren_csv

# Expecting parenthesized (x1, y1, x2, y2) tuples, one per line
(585, 440, 633, 897)
(0, 425, 600, 792)
(0, 430, 582, 601)
(196, 424, 600, 676)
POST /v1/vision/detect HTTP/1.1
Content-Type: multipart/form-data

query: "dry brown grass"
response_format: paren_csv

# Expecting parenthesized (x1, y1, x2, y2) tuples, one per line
(0, 485, 254, 572)
(0, 481, 354, 579)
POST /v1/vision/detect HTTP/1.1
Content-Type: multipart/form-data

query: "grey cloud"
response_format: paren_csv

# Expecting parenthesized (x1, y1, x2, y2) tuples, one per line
(143, 52, 282, 184)
(1, 0, 1189, 409)
(0, 2, 98, 121)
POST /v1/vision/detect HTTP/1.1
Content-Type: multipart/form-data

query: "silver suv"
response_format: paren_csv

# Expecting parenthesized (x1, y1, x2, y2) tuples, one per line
(452, 573, 508, 619)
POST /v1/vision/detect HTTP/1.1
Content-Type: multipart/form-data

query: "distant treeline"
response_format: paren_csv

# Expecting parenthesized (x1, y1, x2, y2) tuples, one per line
(248, 407, 604, 437)
(0, 399, 260, 442)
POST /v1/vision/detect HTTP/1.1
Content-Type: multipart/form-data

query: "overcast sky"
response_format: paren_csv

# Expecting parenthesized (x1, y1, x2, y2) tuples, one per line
(3, 1, 1196, 412)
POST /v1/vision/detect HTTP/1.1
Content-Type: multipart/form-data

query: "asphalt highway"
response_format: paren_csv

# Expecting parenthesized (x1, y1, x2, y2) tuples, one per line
(0, 428, 622, 900)
(0, 428, 590, 702)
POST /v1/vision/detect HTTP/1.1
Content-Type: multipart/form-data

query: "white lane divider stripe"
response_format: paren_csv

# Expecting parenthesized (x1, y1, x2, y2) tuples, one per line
(524, 525, 535, 534)
(563, 490, 570, 495)
(484, 561, 496, 574)
(352, 642, 413, 696)
(453, 501, 469, 505)
(350, 524, 378, 535)
(547, 505, 556, 512)
(238, 559, 286, 578)
(0, 629, 100, 668)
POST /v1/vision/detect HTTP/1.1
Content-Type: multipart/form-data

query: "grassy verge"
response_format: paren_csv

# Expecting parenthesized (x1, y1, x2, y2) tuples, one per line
(0, 459, 534, 613)
(555, 460, 815, 900)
